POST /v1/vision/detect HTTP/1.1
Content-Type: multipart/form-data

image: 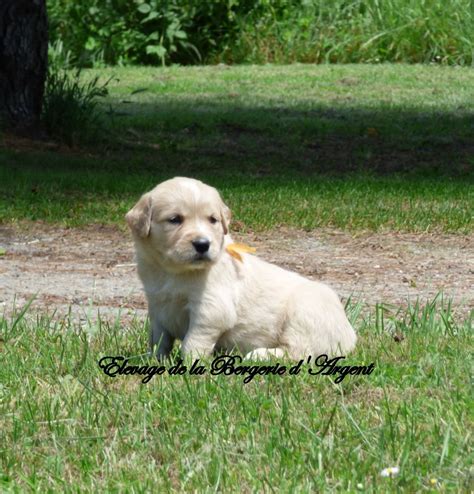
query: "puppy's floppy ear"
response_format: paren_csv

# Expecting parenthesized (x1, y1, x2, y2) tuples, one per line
(221, 202, 231, 235)
(126, 193, 152, 237)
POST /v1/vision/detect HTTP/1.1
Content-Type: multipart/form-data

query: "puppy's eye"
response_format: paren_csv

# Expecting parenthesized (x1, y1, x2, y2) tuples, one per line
(168, 215, 183, 225)
(209, 216, 218, 225)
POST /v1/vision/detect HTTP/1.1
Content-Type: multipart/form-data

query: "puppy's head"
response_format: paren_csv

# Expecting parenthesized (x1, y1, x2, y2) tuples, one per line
(126, 177, 231, 273)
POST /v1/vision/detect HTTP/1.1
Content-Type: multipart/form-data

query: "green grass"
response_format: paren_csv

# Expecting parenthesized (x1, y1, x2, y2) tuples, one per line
(1, 171, 472, 233)
(1, 64, 473, 233)
(1, 296, 472, 491)
(220, 0, 473, 66)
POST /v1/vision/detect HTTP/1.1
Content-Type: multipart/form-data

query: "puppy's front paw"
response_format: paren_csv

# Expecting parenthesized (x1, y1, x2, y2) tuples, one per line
(244, 348, 286, 360)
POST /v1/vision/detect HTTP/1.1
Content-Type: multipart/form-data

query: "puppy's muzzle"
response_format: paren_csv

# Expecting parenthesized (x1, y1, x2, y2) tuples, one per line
(192, 237, 211, 254)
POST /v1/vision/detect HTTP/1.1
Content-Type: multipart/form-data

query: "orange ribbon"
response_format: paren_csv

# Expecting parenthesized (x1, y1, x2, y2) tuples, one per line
(225, 243, 256, 262)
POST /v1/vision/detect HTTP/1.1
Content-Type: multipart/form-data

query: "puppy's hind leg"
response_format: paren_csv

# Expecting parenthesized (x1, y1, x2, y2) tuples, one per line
(281, 282, 357, 358)
(244, 348, 287, 360)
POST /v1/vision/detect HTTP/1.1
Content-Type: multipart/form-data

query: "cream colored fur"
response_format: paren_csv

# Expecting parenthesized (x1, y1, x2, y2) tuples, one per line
(126, 177, 357, 360)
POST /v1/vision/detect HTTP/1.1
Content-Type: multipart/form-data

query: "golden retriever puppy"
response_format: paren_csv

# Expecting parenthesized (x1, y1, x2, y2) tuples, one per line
(126, 177, 356, 360)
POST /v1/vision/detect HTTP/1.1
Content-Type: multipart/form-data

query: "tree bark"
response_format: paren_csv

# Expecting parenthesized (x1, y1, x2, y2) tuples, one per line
(0, 0, 48, 131)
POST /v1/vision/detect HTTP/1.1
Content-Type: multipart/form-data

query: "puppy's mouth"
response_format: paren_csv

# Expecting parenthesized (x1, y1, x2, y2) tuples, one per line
(192, 253, 212, 263)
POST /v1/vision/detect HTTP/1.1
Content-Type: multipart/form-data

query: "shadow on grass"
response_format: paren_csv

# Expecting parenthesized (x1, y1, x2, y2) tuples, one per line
(103, 97, 474, 177)
(2, 95, 473, 178)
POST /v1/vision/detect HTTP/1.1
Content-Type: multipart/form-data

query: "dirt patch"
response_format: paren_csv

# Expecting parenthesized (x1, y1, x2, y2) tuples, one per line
(0, 224, 472, 320)
(248, 228, 473, 314)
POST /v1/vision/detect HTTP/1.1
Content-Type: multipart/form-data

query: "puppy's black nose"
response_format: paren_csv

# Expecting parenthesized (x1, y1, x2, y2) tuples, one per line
(192, 237, 210, 254)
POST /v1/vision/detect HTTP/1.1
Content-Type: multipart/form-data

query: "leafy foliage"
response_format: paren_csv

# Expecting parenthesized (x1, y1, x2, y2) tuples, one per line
(47, 0, 242, 66)
(47, 0, 472, 67)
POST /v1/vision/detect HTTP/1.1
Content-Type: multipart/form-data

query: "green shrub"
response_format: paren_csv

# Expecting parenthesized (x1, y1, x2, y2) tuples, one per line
(41, 69, 110, 145)
(47, 0, 472, 66)
(47, 0, 247, 66)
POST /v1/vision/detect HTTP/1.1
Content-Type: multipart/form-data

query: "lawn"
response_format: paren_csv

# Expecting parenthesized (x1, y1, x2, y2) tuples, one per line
(1, 64, 473, 232)
(0, 64, 473, 492)
(1, 297, 472, 491)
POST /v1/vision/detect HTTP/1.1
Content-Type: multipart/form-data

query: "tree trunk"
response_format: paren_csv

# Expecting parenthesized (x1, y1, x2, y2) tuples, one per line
(0, 0, 48, 132)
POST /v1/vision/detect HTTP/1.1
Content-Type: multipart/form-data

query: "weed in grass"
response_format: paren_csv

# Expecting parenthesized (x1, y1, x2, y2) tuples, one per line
(48, 39, 74, 71)
(41, 69, 111, 146)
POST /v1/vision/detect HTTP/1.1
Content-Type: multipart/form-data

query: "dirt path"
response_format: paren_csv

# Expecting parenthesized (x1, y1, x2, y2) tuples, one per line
(1, 224, 472, 320)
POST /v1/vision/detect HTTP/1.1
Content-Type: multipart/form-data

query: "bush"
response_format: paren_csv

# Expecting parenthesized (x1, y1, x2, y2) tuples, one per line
(47, 0, 472, 67)
(47, 0, 251, 66)
(42, 69, 110, 145)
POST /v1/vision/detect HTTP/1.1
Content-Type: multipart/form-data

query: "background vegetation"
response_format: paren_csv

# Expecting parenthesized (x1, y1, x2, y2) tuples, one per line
(48, 0, 473, 67)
